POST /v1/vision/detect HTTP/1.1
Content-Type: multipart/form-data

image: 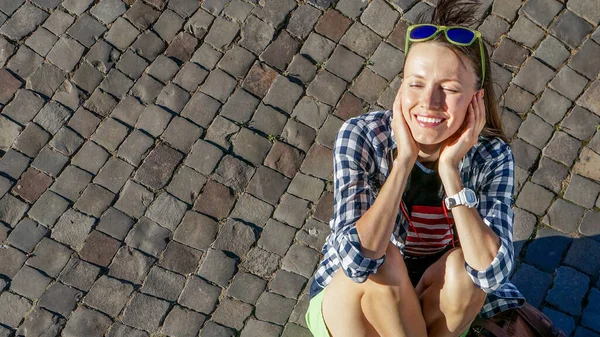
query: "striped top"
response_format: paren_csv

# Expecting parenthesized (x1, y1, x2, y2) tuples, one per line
(403, 205, 455, 256)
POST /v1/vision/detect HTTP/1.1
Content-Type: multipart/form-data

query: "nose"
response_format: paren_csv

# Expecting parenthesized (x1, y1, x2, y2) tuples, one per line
(419, 84, 444, 110)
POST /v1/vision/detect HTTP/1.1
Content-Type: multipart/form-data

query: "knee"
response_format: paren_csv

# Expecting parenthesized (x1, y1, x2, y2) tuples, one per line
(440, 249, 485, 314)
(364, 243, 411, 300)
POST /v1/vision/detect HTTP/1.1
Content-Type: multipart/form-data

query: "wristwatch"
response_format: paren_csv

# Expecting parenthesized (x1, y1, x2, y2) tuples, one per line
(444, 188, 478, 209)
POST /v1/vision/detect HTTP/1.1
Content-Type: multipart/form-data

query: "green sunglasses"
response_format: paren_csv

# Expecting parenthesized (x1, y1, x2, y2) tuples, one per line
(405, 24, 486, 88)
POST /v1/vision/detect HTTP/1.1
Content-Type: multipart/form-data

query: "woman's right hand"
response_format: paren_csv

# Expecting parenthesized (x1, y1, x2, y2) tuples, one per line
(391, 85, 419, 165)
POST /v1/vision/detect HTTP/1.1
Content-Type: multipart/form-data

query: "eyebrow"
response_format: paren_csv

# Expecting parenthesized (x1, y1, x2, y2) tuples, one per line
(406, 74, 462, 83)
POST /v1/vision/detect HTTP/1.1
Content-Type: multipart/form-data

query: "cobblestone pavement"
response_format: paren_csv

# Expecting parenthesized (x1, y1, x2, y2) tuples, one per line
(0, 0, 600, 336)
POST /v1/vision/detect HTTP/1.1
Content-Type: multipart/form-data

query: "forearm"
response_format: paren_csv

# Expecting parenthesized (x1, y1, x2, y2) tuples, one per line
(439, 165, 500, 270)
(355, 158, 412, 259)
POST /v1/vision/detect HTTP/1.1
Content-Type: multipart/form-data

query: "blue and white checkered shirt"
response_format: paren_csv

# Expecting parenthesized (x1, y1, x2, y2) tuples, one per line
(309, 110, 524, 318)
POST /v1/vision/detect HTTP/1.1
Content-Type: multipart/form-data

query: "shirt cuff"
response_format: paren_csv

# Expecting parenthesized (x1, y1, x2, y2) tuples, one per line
(337, 226, 387, 283)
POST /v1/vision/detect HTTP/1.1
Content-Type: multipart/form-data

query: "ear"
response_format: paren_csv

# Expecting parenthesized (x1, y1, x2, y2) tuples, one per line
(476, 88, 485, 99)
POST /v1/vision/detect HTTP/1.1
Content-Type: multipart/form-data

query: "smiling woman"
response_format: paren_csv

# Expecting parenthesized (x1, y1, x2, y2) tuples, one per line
(304, 1, 525, 337)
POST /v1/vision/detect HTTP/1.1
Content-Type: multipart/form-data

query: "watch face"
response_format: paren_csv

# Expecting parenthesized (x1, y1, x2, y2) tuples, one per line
(465, 190, 477, 204)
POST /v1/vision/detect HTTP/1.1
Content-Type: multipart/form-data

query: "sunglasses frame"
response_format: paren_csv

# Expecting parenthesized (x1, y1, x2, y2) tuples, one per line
(405, 24, 486, 89)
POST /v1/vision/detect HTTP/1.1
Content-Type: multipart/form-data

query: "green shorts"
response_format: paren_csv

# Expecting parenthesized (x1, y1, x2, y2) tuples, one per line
(305, 287, 472, 337)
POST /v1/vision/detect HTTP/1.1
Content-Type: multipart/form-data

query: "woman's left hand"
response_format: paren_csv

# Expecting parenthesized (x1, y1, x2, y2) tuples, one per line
(439, 90, 486, 170)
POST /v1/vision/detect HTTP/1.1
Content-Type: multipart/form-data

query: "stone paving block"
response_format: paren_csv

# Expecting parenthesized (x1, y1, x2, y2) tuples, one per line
(31, 0, 61, 9)
(0, 69, 21, 104)
(156, 84, 191, 114)
(84, 89, 119, 118)
(213, 218, 258, 258)
(58, 256, 101, 291)
(314, 10, 351, 44)
(108, 246, 155, 284)
(269, 269, 307, 300)
(162, 305, 207, 337)
(173, 210, 218, 250)
(27, 237, 72, 277)
(507, 16, 544, 49)
(0, 193, 29, 228)
(573, 327, 600, 337)
(140, 266, 186, 301)
(521, 0, 563, 28)
(550, 9, 594, 49)
(110, 97, 144, 128)
(9, 46, 44, 81)
(561, 106, 600, 140)
(135, 105, 172, 137)
(479, 14, 510, 45)
(13, 122, 50, 158)
(288, 173, 324, 203)
(211, 297, 253, 330)
(264, 141, 305, 179)
(513, 58, 555, 95)
(286, 54, 317, 85)
(228, 271, 266, 304)
(565, 175, 600, 209)
(0, 292, 30, 328)
(114, 180, 154, 219)
(301, 143, 334, 179)
(0, 244, 26, 278)
(185, 139, 223, 176)
(232, 128, 272, 166)
(368, 42, 404, 81)
(217, 45, 255, 80)
(122, 292, 170, 332)
(543, 131, 582, 167)
(531, 157, 568, 194)
(293, 96, 331, 129)
(94, 158, 134, 193)
(90, 0, 126, 24)
(49, 126, 84, 157)
(39, 281, 83, 316)
(0, 0, 24, 15)
(180, 91, 220, 128)
(492, 38, 529, 70)
(287, 4, 321, 40)
(198, 248, 238, 287)
(52, 80, 85, 112)
(300, 33, 336, 65)
(281, 119, 316, 153)
(340, 22, 382, 58)
(531, 89, 571, 126)
(16, 307, 66, 337)
(52, 208, 95, 250)
(159, 241, 202, 276)
(84, 275, 133, 317)
(240, 15, 274, 55)
(67, 14, 106, 48)
(2, 89, 44, 125)
(534, 35, 570, 70)
(525, 226, 572, 273)
(125, 217, 171, 256)
(503, 86, 533, 117)
(491, 0, 521, 21)
(564, 235, 600, 277)
(25, 27, 58, 57)
(569, 39, 600, 80)
(213, 154, 255, 192)
(33, 101, 71, 135)
(590, 131, 600, 154)
(116, 49, 149, 80)
(153, 9, 185, 43)
(282, 244, 320, 278)
(165, 32, 198, 64)
(79, 230, 121, 267)
(241, 62, 277, 99)
(72, 63, 104, 94)
(574, 147, 600, 182)
(361, 0, 399, 37)
(542, 307, 576, 336)
(297, 218, 330, 251)
(50, 165, 93, 201)
(135, 143, 183, 191)
(220, 89, 259, 123)
(578, 80, 600, 117)
(582, 288, 600, 333)
(516, 181, 554, 216)
(107, 323, 149, 337)
(168, 0, 200, 17)
(199, 322, 236, 337)
(7, 217, 47, 253)
(145, 0, 166, 9)
(96, 207, 134, 241)
(85, 40, 120, 74)
(261, 31, 300, 73)
(230, 193, 274, 228)
(74, 181, 117, 219)
(307, 70, 347, 106)
(0, 149, 29, 182)
(240, 319, 282, 337)
(145, 192, 187, 231)
(251, 0, 295, 28)
(92, 119, 130, 153)
(174, 62, 208, 92)
(72, 141, 109, 175)
(255, 291, 296, 325)
(100, 69, 134, 98)
(242, 246, 280, 278)
(167, 166, 207, 204)
(126, 1, 161, 30)
(318, 115, 344, 149)
(0, 3, 48, 41)
(568, 0, 600, 24)
(273, 193, 311, 229)
(510, 263, 552, 308)
(547, 266, 589, 315)
(193, 180, 235, 219)
(324, 45, 364, 82)
(179, 275, 221, 314)
(543, 198, 585, 234)
(185, 9, 214, 39)
(550, 66, 588, 103)
(200, 68, 238, 103)
(47, 36, 85, 73)
(249, 103, 287, 137)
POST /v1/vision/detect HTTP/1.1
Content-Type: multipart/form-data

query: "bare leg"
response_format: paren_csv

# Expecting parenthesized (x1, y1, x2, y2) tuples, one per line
(416, 248, 487, 337)
(322, 242, 428, 337)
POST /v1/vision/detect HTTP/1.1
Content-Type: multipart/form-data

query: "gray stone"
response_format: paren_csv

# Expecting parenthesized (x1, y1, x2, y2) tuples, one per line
(578, 80, 600, 116)
(240, 319, 282, 337)
(193, 180, 236, 220)
(162, 306, 206, 337)
(49, 126, 84, 156)
(230, 193, 274, 228)
(0, 194, 28, 228)
(39, 282, 83, 316)
(94, 157, 135, 193)
(114, 180, 154, 218)
(265, 141, 305, 178)
(521, 0, 563, 28)
(564, 236, 600, 276)
(200, 68, 237, 103)
(0, 244, 26, 279)
(84, 275, 134, 317)
(47, 36, 85, 72)
(576, 147, 600, 182)
(109, 246, 155, 284)
(26, 238, 72, 277)
(166, 166, 207, 204)
(340, 22, 382, 58)
(297, 218, 330, 251)
(73, 184, 115, 218)
(246, 166, 290, 206)
(153, 9, 184, 43)
(131, 31, 166, 62)
(145, 192, 187, 231)
(72, 141, 110, 174)
(282, 244, 320, 278)
(550, 66, 588, 101)
(281, 119, 316, 153)
(84, 89, 118, 117)
(240, 15, 274, 55)
(0, 3, 48, 41)
(168, 0, 199, 17)
(561, 106, 600, 140)
(479, 14, 510, 45)
(212, 298, 253, 330)
(107, 323, 149, 337)
(368, 42, 404, 81)
(249, 103, 287, 136)
(286, 54, 317, 85)
(336, 0, 367, 18)
(258, 219, 296, 256)
(350, 68, 388, 103)
(10, 264, 52, 299)
(173, 62, 208, 92)
(534, 35, 570, 69)
(8, 46, 44, 81)
(293, 96, 331, 130)
(301, 144, 334, 179)
(158, 241, 203, 275)
(111, 96, 145, 127)
(361, 0, 399, 37)
(0, 149, 29, 181)
(307, 70, 347, 106)
(184, 9, 214, 39)
(185, 139, 224, 175)
(232, 128, 272, 166)
(125, 217, 171, 256)
(287, 4, 321, 39)
(100, 69, 134, 98)
(79, 230, 121, 267)
(62, 307, 112, 337)
(513, 58, 555, 95)
(213, 155, 255, 192)
(550, 9, 594, 49)
(570, 39, 600, 81)
(543, 131, 582, 167)
(315, 9, 352, 42)
(51, 209, 95, 250)
(318, 115, 344, 149)
(0, 36, 14, 67)
(2, 89, 44, 125)
(531, 89, 569, 127)
(59, 257, 101, 291)
(90, 0, 126, 24)
(546, 267, 589, 315)
(116, 49, 149, 80)
(300, 32, 335, 63)
(165, 32, 198, 63)
(50, 165, 93, 202)
(180, 91, 221, 127)
(16, 307, 66, 337)
(273, 193, 311, 228)
(198, 249, 238, 287)
(228, 272, 267, 304)
(213, 218, 258, 258)
(241, 61, 278, 98)
(288, 173, 324, 202)
(125, 0, 160, 30)
(67, 14, 107, 48)
(516, 182, 554, 216)
(517, 113, 554, 149)
(565, 175, 600, 208)
(30, 0, 61, 9)
(325, 45, 364, 82)
(269, 269, 307, 300)
(256, 291, 296, 325)
(51, 80, 85, 111)
(508, 16, 544, 48)
(218, 45, 256, 80)
(7, 217, 48, 253)
(580, 211, 600, 240)
(25, 27, 58, 57)
(32, 101, 70, 136)
(140, 266, 185, 301)
(568, 0, 600, 24)
(242, 247, 280, 277)
(531, 157, 569, 194)
(492, 38, 529, 70)
(0, 0, 24, 15)
(96, 207, 135, 240)
(220, 89, 259, 123)
(178, 276, 221, 314)
(542, 198, 586, 234)
(85, 40, 120, 73)
(13, 122, 50, 158)
(0, 292, 30, 328)
(135, 143, 183, 191)
(156, 84, 191, 113)
(135, 104, 172, 137)
(252, 0, 296, 27)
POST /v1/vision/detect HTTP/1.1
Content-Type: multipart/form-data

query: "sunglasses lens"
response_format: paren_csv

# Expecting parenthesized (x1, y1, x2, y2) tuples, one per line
(410, 25, 438, 39)
(446, 28, 475, 44)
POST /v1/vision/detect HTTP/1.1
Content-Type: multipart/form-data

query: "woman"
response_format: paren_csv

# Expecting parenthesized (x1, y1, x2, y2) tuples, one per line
(305, 1, 525, 336)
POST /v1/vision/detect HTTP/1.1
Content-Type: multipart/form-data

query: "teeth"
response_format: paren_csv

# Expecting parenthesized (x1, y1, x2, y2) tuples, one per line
(416, 116, 443, 124)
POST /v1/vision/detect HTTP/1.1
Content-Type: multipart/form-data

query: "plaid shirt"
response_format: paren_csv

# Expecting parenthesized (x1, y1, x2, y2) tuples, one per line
(309, 110, 524, 318)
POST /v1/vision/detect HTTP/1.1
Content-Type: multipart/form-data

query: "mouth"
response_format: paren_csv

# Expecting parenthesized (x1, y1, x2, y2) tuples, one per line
(414, 115, 447, 128)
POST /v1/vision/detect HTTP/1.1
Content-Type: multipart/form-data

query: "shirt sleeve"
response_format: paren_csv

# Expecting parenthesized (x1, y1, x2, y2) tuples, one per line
(330, 119, 386, 283)
(464, 141, 516, 293)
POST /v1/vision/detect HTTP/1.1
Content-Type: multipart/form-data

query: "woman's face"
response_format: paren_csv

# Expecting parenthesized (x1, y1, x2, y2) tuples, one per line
(401, 42, 480, 146)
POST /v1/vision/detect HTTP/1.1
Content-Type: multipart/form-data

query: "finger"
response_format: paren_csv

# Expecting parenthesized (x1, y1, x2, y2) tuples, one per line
(477, 92, 486, 131)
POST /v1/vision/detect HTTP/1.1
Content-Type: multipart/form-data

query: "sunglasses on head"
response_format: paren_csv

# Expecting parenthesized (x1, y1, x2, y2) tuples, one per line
(405, 24, 485, 89)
